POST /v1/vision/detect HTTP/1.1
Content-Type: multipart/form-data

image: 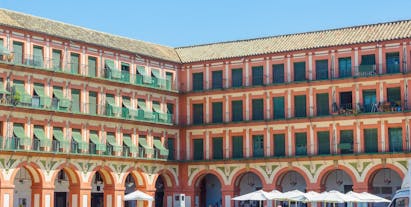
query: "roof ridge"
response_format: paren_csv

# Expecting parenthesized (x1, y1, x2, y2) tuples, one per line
(175, 18, 411, 49)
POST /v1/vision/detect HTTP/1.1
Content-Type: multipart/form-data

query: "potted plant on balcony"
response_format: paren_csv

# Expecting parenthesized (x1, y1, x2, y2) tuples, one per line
(12, 91, 21, 106)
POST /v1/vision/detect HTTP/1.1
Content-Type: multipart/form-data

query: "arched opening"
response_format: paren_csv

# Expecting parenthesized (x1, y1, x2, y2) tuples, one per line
(54, 170, 69, 207)
(195, 174, 222, 207)
(124, 174, 137, 207)
(13, 166, 42, 207)
(322, 169, 353, 193)
(279, 171, 306, 192)
(155, 175, 165, 207)
(234, 172, 263, 207)
(369, 168, 401, 201)
(91, 171, 105, 207)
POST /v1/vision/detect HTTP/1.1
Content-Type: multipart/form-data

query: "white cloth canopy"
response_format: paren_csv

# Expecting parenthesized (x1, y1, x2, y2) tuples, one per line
(266, 190, 284, 200)
(124, 190, 154, 201)
(232, 190, 270, 201)
(277, 190, 306, 201)
(346, 191, 390, 203)
(309, 191, 358, 203)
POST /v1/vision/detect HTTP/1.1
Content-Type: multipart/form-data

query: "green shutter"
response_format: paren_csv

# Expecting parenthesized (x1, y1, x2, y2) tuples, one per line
(338, 57, 352, 78)
(71, 89, 80, 113)
(295, 132, 307, 155)
(316, 93, 329, 116)
(231, 68, 243, 87)
(294, 95, 306, 117)
(273, 64, 285, 83)
(89, 92, 97, 115)
(232, 100, 243, 121)
(89, 131, 106, 152)
(13, 41, 23, 64)
(52, 50, 62, 70)
(167, 138, 175, 160)
(192, 73, 203, 91)
(153, 139, 169, 156)
(253, 135, 264, 157)
(193, 104, 203, 124)
(70, 53, 79, 74)
(252, 99, 264, 120)
(139, 137, 153, 155)
(212, 70, 223, 89)
(165, 72, 173, 90)
(386, 52, 400, 73)
(34, 83, 51, 108)
(13, 124, 30, 146)
(232, 136, 243, 158)
(339, 130, 353, 154)
(106, 133, 122, 152)
(362, 90, 376, 112)
(32, 46, 43, 67)
(273, 97, 285, 119)
(212, 102, 223, 123)
(193, 139, 203, 160)
(294, 62, 306, 81)
(274, 134, 285, 156)
(315, 59, 328, 80)
(33, 126, 51, 147)
(317, 131, 330, 155)
(53, 86, 70, 109)
(361, 54, 376, 65)
(13, 80, 32, 104)
(167, 103, 174, 115)
(0, 78, 10, 94)
(212, 137, 223, 159)
(72, 130, 88, 150)
(389, 128, 402, 152)
(123, 135, 138, 153)
(387, 87, 401, 103)
(364, 128, 378, 153)
(88, 57, 96, 77)
(252, 66, 264, 86)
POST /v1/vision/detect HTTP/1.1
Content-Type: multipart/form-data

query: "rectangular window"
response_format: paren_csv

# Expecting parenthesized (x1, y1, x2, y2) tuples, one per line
(212, 70, 223, 89)
(386, 52, 400, 73)
(165, 72, 173, 90)
(32, 46, 44, 67)
(232, 136, 243, 158)
(316, 59, 328, 80)
(193, 139, 204, 160)
(70, 53, 80, 74)
(167, 138, 175, 160)
(253, 135, 264, 157)
(364, 128, 378, 153)
(389, 128, 402, 152)
(252, 99, 264, 120)
(89, 91, 97, 115)
(295, 132, 307, 155)
(252, 66, 264, 86)
(273, 97, 285, 119)
(52, 49, 62, 70)
(340, 130, 353, 154)
(362, 90, 376, 113)
(294, 95, 306, 117)
(213, 137, 223, 160)
(167, 103, 174, 115)
(192, 72, 203, 91)
(273, 64, 285, 83)
(193, 104, 203, 124)
(13, 41, 24, 64)
(294, 62, 306, 81)
(232, 100, 243, 122)
(340, 92, 353, 110)
(274, 134, 285, 156)
(212, 102, 223, 123)
(316, 93, 329, 116)
(231, 68, 243, 87)
(361, 54, 376, 65)
(71, 89, 80, 113)
(387, 87, 401, 106)
(88, 56, 97, 77)
(317, 131, 330, 155)
(359, 54, 376, 76)
(338, 57, 352, 78)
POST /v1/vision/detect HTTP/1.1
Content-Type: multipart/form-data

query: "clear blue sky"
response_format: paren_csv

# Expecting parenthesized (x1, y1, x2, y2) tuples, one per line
(1, 0, 411, 47)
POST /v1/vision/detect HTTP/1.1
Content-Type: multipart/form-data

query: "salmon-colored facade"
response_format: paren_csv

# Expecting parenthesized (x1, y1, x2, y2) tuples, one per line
(0, 8, 410, 207)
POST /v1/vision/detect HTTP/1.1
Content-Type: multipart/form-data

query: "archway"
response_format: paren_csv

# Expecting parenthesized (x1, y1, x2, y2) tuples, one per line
(12, 165, 43, 207)
(195, 174, 222, 207)
(155, 175, 165, 207)
(322, 169, 353, 193)
(278, 171, 306, 192)
(124, 174, 137, 207)
(234, 172, 263, 207)
(91, 171, 105, 207)
(369, 168, 401, 201)
(54, 170, 69, 207)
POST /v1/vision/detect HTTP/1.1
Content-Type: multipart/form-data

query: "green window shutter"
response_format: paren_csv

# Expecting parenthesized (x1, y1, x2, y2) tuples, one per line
(362, 90, 376, 112)
(232, 100, 243, 122)
(152, 101, 161, 113)
(70, 53, 79, 74)
(295, 132, 307, 156)
(88, 57, 97, 77)
(273, 97, 285, 119)
(316, 93, 329, 116)
(386, 52, 400, 73)
(231, 68, 243, 87)
(232, 136, 243, 158)
(294, 95, 306, 117)
(317, 131, 330, 155)
(212, 102, 223, 123)
(13, 41, 23, 64)
(252, 135, 264, 157)
(294, 62, 306, 81)
(315, 59, 328, 80)
(387, 87, 401, 104)
(338, 57, 352, 78)
(252, 99, 264, 120)
(71, 89, 80, 113)
(52, 50, 62, 70)
(192, 73, 203, 91)
(212, 70, 223, 89)
(389, 128, 402, 152)
(123, 135, 138, 153)
(167, 103, 174, 115)
(153, 138, 169, 156)
(361, 54, 376, 65)
(212, 137, 223, 159)
(193, 104, 203, 124)
(0, 78, 9, 94)
(167, 138, 175, 160)
(364, 128, 378, 153)
(273, 64, 285, 83)
(339, 130, 353, 154)
(252, 66, 264, 86)
(13, 123, 30, 146)
(193, 139, 204, 160)
(274, 134, 285, 156)
(33, 46, 44, 67)
(165, 72, 173, 90)
(89, 91, 97, 115)
(105, 59, 115, 70)
(33, 125, 51, 148)
(34, 83, 51, 108)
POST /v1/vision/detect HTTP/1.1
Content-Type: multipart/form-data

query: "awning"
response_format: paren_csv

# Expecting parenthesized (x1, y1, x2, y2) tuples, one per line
(123, 135, 138, 152)
(106, 96, 121, 114)
(53, 128, 69, 145)
(137, 99, 147, 110)
(122, 99, 132, 108)
(105, 59, 115, 70)
(139, 138, 153, 154)
(13, 125, 31, 146)
(124, 190, 154, 201)
(53, 88, 70, 108)
(33, 127, 51, 147)
(34, 85, 51, 107)
(0, 45, 10, 55)
(153, 139, 169, 156)
(13, 84, 32, 104)
(106, 134, 122, 152)
(72, 131, 88, 150)
(136, 66, 146, 75)
(151, 69, 160, 78)
(152, 102, 161, 113)
(89, 132, 106, 152)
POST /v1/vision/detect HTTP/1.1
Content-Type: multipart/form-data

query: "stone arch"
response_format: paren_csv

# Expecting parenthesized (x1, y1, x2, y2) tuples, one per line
(51, 163, 81, 185)
(317, 165, 357, 186)
(191, 170, 225, 187)
(122, 168, 147, 187)
(154, 169, 177, 188)
(88, 166, 116, 185)
(230, 167, 267, 187)
(364, 164, 405, 185)
(10, 161, 44, 184)
(273, 167, 310, 188)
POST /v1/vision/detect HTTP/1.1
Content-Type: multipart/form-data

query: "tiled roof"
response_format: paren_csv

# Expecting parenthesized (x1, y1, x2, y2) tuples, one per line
(0, 9, 181, 63)
(175, 20, 411, 63)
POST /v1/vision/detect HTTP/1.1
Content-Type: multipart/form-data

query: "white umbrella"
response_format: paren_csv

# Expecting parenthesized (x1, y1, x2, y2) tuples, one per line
(349, 192, 390, 203)
(232, 190, 270, 201)
(277, 190, 305, 201)
(309, 190, 358, 203)
(124, 190, 154, 201)
(266, 190, 284, 200)
(297, 191, 321, 202)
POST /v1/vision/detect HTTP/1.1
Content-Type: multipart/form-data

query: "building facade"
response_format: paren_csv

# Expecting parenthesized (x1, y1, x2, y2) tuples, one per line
(0, 8, 410, 207)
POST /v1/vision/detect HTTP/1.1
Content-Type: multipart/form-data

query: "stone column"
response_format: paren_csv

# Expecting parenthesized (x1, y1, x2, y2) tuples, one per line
(221, 186, 235, 207)
(31, 183, 54, 207)
(0, 183, 14, 207)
